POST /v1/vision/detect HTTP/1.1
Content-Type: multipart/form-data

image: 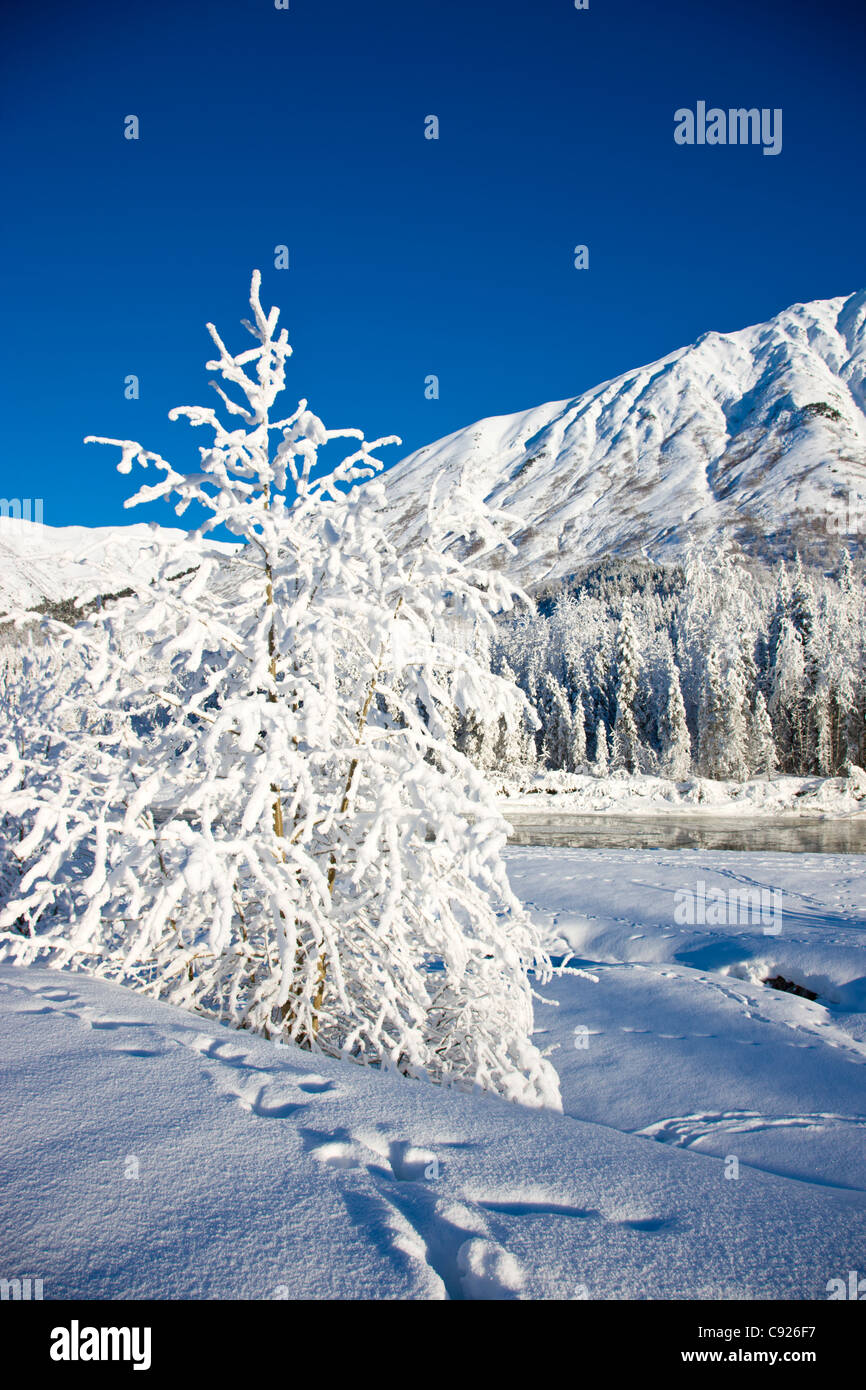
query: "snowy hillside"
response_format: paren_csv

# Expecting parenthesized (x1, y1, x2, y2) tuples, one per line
(0, 518, 236, 614)
(385, 291, 866, 587)
(2, 843, 865, 1299)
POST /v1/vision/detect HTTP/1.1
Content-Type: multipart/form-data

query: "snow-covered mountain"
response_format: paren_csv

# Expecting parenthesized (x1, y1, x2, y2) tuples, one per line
(385, 291, 866, 587)
(0, 519, 235, 614)
(4, 292, 866, 614)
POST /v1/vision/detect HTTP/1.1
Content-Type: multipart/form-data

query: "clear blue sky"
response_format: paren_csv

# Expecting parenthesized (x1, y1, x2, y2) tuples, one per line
(2, 0, 864, 530)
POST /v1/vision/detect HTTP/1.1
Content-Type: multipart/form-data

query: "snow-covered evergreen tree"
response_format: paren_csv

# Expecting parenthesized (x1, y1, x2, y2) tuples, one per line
(592, 718, 609, 776)
(747, 690, 777, 777)
(790, 556, 818, 769)
(768, 613, 807, 774)
(697, 646, 728, 778)
(489, 658, 536, 774)
(541, 672, 573, 771)
(722, 655, 750, 780)
(569, 680, 588, 772)
(612, 604, 641, 773)
(766, 560, 791, 687)
(657, 644, 691, 780)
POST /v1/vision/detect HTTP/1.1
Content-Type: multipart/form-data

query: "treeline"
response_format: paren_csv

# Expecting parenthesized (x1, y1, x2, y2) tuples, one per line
(4, 548, 864, 787)
(452, 550, 866, 781)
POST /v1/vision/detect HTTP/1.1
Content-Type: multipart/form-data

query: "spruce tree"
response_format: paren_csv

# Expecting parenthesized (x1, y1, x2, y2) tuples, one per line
(747, 690, 778, 777)
(658, 644, 691, 779)
(541, 672, 573, 770)
(612, 604, 641, 773)
(593, 719, 609, 776)
(569, 680, 588, 773)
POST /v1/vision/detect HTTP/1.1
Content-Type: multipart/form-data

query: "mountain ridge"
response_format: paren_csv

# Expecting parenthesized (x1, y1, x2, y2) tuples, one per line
(383, 289, 866, 586)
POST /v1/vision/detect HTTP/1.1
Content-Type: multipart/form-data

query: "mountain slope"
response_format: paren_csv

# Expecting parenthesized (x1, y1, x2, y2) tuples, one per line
(384, 291, 866, 587)
(0, 520, 235, 614)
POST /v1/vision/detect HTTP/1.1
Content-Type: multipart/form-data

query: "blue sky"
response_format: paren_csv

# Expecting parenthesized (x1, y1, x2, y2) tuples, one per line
(2, 0, 864, 530)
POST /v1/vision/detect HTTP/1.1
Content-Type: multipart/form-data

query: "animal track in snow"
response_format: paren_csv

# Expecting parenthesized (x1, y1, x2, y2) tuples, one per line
(619, 1215, 678, 1233)
(301, 1125, 523, 1298)
(111, 1045, 166, 1058)
(456, 1238, 525, 1299)
(89, 1018, 153, 1031)
(303, 1128, 437, 1182)
(480, 1198, 599, 1221)
(308, 1139, 361, 1169)
(638, 1109, 866, 1148)
(193, 1060, 311, 1120)
(478, 1193, 675, 1242)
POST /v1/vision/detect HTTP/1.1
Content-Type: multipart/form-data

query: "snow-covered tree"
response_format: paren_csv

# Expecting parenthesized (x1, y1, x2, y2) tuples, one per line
(697, 646, 728, 778)
(747, 690, 777, 777)
(592, 718, 609, 776)
(541, 672, 573, 771)
(589, 642, 614, 745)
(0, 272, 560, 1110)
(569, 680, 588, 772)
(657, 644, 691, 780)
(612, 604, 641, 773)
(488, 658, 535, 774)
(698, 645, 749, 781)
(721, 654, 750, 781)
(768, 613, 807, 773)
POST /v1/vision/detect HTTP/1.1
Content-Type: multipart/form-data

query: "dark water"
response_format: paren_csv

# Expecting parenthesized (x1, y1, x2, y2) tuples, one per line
(504, 813, 866, 854)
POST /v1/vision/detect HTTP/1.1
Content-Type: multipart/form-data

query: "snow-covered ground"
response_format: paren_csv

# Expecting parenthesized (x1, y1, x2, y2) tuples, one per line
(513, 847, 866, 1190)
(1, 847, 864, 1300)
(497, 768, 866, 818)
